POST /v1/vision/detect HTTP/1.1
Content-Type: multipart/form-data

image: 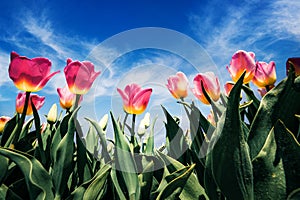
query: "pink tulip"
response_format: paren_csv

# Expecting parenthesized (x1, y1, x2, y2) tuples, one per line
(57, 86, 83, 110)
(252, 61, 276, 88)
(192, 72, 220, 105)
(0, 116, 11, 133)
(226, 50, 256, 83)
(166, 71, 188, 99)
(207, 111, 216, 127)
(9, 52, 60, 92)
(64, 58, 101, 94)
(117, 83, 152, 114)
(224, 82, 235, 96)
(16, 92, 45, 115)
(286, 57, 300, 76)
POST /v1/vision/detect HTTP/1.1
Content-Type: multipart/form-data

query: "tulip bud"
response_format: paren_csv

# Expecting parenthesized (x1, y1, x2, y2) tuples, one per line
(99, 114, 108, 131)
(0, 116, 11, 133)
(47, 104, 57, 124)
(137, 112, 150, 137)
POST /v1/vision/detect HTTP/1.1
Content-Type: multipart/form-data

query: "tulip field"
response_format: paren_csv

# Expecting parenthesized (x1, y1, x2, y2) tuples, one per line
(0, 50, 300, 200)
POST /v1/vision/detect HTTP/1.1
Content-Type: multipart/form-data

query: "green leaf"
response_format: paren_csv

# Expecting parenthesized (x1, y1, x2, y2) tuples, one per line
(1, 114, 18, 147)
(0, 155, 8, 185)
(0, 147, 54, 200)
(248, 68, 300, 159)
(110, 112, 140, 200)
(156, 164, 196, 200)
(0, 184, 8, 200)
(274, 120, 300, 195)
(110, 167, 127, 200)
(85, 117, 110, 162)
(287, 188, 300, 200)
(138, 160, 154, 199)
(52, 108, 80, 198)
(144, 117, 157, 155)
(156, 151, 208, 199)
(252, 128, 286, 199)
(211, 72, 254, 200)
(162, 106, 188, 164)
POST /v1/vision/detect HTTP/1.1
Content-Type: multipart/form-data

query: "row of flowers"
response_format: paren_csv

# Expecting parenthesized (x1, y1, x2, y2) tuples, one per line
(0, 50, 282, 132)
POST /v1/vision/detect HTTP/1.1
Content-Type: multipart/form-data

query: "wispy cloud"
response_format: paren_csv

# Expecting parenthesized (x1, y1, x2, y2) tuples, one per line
(189, 0, 300, 79)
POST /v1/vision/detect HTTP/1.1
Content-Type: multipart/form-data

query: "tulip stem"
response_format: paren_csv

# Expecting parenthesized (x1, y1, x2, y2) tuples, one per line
(12, 91, 31, 145)
(122, 112, 129, 133)
(131, 114, 136, 145)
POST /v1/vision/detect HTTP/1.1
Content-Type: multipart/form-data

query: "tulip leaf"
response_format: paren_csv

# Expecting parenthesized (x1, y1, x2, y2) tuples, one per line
(110, 112, 140, 200)
(138, 160, 154, 199)
(85, 117, 110, 162)
(0, 184, 8, 200)
(0, 147, 54, 200)
(274, 120, 300, 195)
(110, 166, 127, 200)
(0, 156, 8, 185)
(156, 150, 208, 199)
(1, 114, 18, 147)
(248, 66, 300, 159)
(252, 127, 286, 199)
(211, 72, 254, 200)
(52, 108, 80, 198)
(144, 116, 157, 155)
(162, 106, 188, 164)
(287, 188, 300, 200)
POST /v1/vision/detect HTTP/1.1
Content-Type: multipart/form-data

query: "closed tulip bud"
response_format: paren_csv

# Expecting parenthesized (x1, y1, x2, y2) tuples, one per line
(137, 112, 150, 137)
(0, 116, 11, 133)
(47, 104, 57, 124)
(99, 114, 108, 131)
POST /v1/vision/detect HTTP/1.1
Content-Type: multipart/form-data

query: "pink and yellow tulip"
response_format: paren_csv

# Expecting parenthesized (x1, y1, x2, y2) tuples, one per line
(16, 92, 45, 115)
(226, 50, 256, 83)
(224, 82, 235, 96)
(166, 72, 189, 99)
(252, 61, 276, 88)
(257, 84, 275, 97)
(192, 72, 220, 105)
(64, 58, 101, 94)
(9, 52, 60, 92)
(0, 116, 11, 133)
(117, 83, 152, 115)
(57, 86, 82, 110)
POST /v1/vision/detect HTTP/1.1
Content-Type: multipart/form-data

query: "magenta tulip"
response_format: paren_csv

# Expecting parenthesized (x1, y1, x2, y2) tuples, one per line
(16, 92, 45, 115)
(226, 50, 256, 83)
(252, 61, 276, 88)
(64, 58, 101, 94)
(286, 57, 300, 76)
(166, 71, 189, 99)
(192, 72, 220, 105)
(117, 83, 152, 114)
(57, 86, 83, 110)
(9, 52, 60, 92)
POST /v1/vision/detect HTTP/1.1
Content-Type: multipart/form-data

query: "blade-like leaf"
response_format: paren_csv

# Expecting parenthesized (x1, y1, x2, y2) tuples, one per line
(211, 72, 254, 199)
(110, 112, 140, 200)
(0, 147, 54, 200)
(274, 120, 300, 195)
(248, 67, 300, 159)
(144, 117, 157, 155)
(52, 108, 80, 198)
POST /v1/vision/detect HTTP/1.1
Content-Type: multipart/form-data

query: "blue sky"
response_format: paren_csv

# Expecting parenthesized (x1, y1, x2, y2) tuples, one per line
(0, 0, 299, 144)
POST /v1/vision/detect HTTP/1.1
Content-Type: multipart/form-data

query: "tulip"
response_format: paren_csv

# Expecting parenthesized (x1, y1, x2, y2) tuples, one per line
(0, 116, 11, 133)
(226, 50, 256, 83)
(117, 83, 152, 115)
(224, 82, 235, 96)
(252, 61, 276, 88)
(166, 71, 188, 99)
(16, 92, 45, 115)
(207, 111, 216, 127)
(99, 114, 109, 131)
(286, 57, 300, 76)
(57, 86, 82, 110)
(192, 72, 220, 105)
(9, 52, 59, 92)
(47, 104, 57, 124)
(64, 58, 101, 94)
